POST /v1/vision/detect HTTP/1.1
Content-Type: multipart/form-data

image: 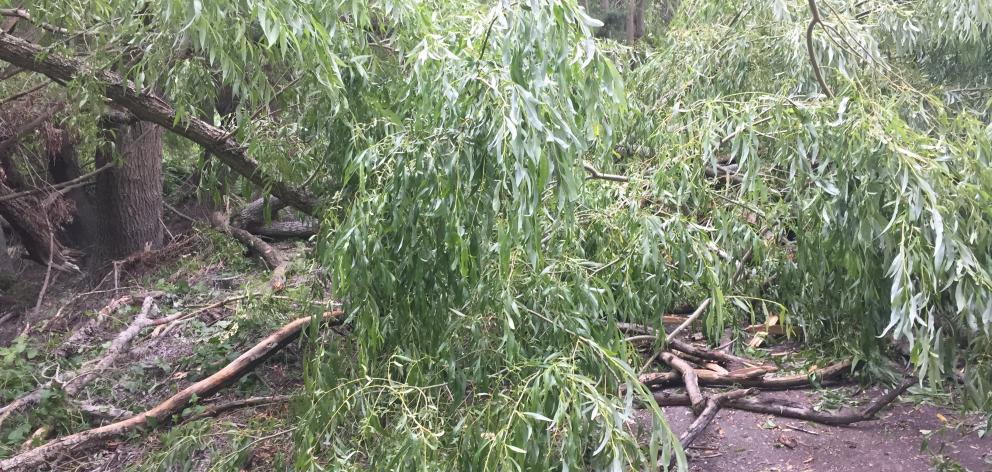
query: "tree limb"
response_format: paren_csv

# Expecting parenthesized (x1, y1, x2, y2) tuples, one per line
(805, 0, 834, 98)
(0, 32, 318, 216)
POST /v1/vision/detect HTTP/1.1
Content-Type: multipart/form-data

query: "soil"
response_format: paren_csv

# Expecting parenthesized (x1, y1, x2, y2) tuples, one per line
(639, 388, 992, 472)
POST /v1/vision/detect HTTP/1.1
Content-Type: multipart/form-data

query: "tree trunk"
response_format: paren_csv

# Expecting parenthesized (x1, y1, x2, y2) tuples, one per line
(627, 0, 645, 43)
(94, 118, 163, 260)
(45, 126, 98, 252)
(0, 217, 13, 275)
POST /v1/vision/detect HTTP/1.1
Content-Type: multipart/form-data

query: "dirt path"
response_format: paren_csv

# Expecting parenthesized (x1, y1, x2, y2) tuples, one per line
(641, 389, 991, 471)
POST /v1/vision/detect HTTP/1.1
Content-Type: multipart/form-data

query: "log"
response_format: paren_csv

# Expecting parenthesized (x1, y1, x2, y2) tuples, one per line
(660, 352, 705, 415)
(0, 311, 342, 471)
(0, 32, 317, 216)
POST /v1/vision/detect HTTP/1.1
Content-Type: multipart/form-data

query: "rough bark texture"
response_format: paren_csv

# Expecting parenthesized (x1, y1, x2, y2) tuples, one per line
(0, 218, 12, 274)
(93, 119, 163, 260)
(0, 32, 318, 216)
(233, 196, 319, 239)
(45, 126, 98, 251)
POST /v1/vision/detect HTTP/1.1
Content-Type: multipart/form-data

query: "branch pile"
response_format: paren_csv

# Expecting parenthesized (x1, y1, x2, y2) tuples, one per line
(622, 320, 915, 455)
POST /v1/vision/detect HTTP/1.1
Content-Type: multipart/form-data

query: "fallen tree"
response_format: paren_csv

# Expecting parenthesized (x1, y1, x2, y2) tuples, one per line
(0, 32, 318, 216)
(0, 310, 343, 471)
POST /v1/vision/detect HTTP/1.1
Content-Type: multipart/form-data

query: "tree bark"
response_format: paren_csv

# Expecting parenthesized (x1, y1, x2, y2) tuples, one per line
(94, 118, 163, 260)
(0, 32, 318, 216)
(45, 126, 98, 252)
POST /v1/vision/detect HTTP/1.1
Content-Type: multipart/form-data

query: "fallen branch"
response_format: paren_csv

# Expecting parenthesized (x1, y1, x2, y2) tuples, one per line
(640, 360, 849, 390)
(652, 375, 914, 426)
(583, 163, 630, 183)
(210, 212, 287, 291)
(0, 311, 342, 471)
(679, 389, 755, 448)
(0, 162, 112, 204)
(0, 297, 176, 428)
(660, 352, 705, 415)
(183, 394, 292, 423)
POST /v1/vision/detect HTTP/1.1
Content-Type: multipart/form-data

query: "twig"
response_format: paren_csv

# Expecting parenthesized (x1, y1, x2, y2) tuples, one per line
(182, 395, 291, 423)
(163, 200, 197, 224)
(785, 423, 820, 435)
(583, 163, 630, 183)
(0, 8, 67, 34)
(32, 230, 55, 313)
(0, 79, 50, 106)
(0, 163, 113, 203)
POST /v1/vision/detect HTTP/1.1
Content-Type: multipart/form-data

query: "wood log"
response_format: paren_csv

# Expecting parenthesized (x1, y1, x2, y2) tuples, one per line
(660, 352, 705, 415)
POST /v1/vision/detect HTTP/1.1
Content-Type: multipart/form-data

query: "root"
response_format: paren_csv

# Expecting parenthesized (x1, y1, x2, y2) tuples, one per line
(0, 311, 342, 471)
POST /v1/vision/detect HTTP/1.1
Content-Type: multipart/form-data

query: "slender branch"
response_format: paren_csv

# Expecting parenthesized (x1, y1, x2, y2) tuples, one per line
(0, 8, 67, 34)
(182, 395, 292, 423)
(0, 79, 49, 106)
(0, 163, 112, 203)
(583, 163, 630, 182)
(805, 0, 834, 98)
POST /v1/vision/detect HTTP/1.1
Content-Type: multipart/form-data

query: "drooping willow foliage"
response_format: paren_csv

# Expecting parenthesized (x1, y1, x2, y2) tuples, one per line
(8, 0, 991, 469)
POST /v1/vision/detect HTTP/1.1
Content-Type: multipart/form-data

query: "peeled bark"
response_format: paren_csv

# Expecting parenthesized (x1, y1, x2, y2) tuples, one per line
(94, 119, 163, 260)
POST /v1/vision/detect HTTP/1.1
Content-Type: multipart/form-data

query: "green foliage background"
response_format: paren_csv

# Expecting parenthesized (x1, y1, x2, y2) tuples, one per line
(4, 0, 991, 469)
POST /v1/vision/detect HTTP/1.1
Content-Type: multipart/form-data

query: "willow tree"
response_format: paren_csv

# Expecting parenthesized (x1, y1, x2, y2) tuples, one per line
(0, 0, 990, 470)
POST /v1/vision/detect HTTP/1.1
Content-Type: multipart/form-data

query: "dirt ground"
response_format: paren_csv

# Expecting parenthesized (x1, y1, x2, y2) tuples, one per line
(640, 388, 992, 472)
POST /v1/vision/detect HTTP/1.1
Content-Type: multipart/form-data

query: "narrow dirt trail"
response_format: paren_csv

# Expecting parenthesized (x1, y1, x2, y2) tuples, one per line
(641, 389, 991, 471)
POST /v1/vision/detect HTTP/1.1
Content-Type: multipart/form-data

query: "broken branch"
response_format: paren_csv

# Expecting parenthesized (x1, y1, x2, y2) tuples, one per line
(0, 311, 342, 471)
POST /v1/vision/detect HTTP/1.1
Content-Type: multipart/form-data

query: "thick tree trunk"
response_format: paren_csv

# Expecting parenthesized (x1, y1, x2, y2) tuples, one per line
(94, 118, 163, 260)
